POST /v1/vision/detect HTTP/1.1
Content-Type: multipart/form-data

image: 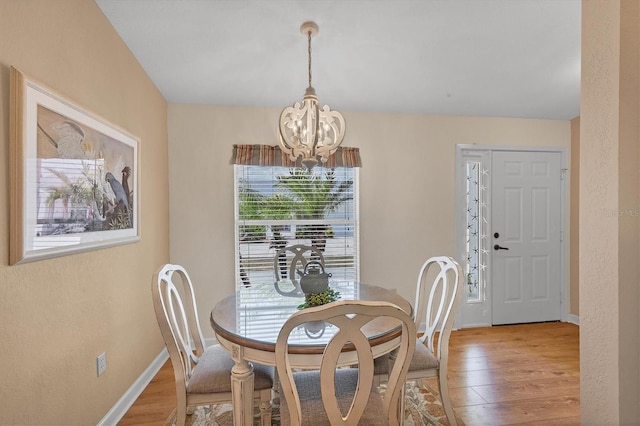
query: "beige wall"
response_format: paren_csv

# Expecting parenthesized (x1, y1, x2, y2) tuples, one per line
(169, 104, 570, 336)
(0, 1, 169, 424)
(0, 1, 586, 424)
(570, 116, 580, 316)
(580, 0, 640, 423)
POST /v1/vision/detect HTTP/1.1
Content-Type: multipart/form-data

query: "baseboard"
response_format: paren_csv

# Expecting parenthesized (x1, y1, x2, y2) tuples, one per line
(457, 322, 492, 329)
(566, 313, 580, 326)
(98, 348, 169, 426)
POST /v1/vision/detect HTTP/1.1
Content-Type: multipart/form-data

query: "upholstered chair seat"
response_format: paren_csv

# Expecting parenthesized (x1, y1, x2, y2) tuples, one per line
(186, 345, 274, 394)
(279, 369, 387, 426)
(374, 339, 440, 376)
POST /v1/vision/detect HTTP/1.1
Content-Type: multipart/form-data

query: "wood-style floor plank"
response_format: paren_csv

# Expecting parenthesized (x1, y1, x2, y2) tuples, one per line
(118, 359, 176, 426)
(470, 376, 579, 404)
(454, 394, 580, 426)
(118, 321, 580, 426)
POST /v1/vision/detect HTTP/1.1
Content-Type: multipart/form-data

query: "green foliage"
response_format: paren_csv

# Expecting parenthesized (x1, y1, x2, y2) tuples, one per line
(297, 287, 341, 310)
(238, 167, 353, 248)
(239, 179, 295, 220)
(275, 168, 353, 219)
(45, 167, 96, 209)
(109, 210, 130, 229)
(238, 178, 295, 240)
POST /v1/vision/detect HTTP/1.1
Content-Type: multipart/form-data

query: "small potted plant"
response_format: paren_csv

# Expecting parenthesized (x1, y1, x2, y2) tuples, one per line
(297, 287, 341, 310)
(297, 286, 340, 338)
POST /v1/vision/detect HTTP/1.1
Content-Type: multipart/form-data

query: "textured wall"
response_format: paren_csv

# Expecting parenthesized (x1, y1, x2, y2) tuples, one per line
(168, 104, 570, 336)
(616, 0, 640, 422)
(570, 116, 580, 316)
(0, 1, 169, 424)
(580, 0, 640, 423)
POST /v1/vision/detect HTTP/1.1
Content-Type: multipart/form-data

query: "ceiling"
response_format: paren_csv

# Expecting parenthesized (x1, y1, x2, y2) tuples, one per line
(95, 0, 581, 120)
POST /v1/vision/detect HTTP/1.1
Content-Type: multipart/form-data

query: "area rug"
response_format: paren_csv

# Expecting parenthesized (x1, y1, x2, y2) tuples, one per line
(165, 380, 463, 426)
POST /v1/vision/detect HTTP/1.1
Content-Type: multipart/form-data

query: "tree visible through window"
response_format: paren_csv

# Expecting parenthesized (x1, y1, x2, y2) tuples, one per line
(234, 166, 359, 289)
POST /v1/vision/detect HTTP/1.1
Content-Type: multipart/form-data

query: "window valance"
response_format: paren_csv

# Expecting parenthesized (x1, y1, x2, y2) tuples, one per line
(230, 144, 362, 168)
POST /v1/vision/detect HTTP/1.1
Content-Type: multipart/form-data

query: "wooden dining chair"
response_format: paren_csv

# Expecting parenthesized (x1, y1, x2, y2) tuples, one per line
(273, 244, 325, 296)
(276, 300, 416, 426)
(152, 264, 274, 426)
(373, 256, 464, 426)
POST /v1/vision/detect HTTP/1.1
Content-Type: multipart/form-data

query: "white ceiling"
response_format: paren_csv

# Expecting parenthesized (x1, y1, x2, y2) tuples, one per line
(95, 0, 581, 120)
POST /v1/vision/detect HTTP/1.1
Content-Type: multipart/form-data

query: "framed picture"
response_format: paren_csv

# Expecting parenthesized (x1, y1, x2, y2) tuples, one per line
(9, 67, 139, 265)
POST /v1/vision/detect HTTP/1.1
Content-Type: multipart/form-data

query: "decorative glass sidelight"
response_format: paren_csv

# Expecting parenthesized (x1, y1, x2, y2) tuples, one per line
(465, 161, 488, 302)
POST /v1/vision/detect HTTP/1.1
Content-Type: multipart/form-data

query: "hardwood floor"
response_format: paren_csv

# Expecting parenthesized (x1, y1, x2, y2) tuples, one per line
(433, 321, 580, 425)
(118, 358, 176, 426)
(118, 321, 579, 426)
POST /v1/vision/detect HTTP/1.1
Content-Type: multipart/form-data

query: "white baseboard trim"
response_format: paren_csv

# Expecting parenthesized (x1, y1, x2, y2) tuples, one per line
(566, 313, 580, 325)
(98, 348, 169, 426)
(457, 322, 492, 329)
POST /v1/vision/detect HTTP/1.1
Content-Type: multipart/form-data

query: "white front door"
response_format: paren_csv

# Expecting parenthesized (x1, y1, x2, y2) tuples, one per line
(491, 151, 562, 325)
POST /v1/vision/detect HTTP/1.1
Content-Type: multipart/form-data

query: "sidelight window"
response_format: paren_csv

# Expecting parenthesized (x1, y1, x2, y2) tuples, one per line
(465, 161, 487, 302)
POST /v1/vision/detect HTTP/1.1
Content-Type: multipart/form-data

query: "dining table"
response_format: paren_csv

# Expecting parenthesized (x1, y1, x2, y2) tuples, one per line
(210, 279, 413, 426)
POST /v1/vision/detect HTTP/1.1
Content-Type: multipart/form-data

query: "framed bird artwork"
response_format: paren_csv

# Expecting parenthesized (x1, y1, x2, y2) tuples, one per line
(9, 67, 140, 265)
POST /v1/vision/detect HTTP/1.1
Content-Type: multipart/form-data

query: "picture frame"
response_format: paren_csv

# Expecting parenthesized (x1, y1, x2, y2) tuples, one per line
(9, 67, 140, 265)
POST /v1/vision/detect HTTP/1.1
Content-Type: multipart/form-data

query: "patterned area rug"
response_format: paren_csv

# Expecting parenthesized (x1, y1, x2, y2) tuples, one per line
(165, 380, 463, 426)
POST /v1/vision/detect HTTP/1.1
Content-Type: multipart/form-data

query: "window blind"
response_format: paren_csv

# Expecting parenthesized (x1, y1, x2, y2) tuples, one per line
(234, 165, 359, 291)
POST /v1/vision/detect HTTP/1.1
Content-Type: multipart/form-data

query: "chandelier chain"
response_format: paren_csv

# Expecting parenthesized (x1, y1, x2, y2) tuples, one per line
(307, 30, 312, 88)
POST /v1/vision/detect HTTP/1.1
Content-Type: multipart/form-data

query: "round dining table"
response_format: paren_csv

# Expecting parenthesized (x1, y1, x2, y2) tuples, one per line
(210, 280, 412, 426)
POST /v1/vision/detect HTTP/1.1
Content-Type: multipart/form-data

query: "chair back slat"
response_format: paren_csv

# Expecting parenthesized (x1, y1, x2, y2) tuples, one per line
(415, 256, 463, 360)
(276, 300, 416, 426)
(273, 244, 325, 296)
(153, 264, 206, 388)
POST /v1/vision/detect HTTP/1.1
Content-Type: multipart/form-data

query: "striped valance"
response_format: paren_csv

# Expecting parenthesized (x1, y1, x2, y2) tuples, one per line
(230, 144, 362, 168)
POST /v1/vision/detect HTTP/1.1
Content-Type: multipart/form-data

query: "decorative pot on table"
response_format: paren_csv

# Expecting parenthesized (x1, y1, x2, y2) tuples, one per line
(304, 320, 327, 338)
(298, 261, 331, 295)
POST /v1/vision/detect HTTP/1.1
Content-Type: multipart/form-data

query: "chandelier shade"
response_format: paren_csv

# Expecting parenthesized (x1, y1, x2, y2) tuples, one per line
(278, 21, 346, 170)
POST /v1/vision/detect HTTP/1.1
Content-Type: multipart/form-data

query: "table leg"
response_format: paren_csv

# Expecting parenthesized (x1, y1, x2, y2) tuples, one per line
(231, 344, 254, 426)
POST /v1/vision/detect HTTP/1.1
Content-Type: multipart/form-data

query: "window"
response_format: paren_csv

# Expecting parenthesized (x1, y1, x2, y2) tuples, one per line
(463, 158, 488, 303)
(234, 165, 359, 290)
(465, 161, 483, 301)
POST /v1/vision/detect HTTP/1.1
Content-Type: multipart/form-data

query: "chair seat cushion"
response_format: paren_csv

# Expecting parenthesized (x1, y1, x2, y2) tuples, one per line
(374, 338, 439, 375)
(279, 368, 388, 426)
(187, 344, 274, 394)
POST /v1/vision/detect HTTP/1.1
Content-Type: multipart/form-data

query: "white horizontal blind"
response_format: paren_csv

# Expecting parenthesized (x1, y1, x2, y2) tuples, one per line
(233, 281, 361, 345)
(234, 165, 359, 290)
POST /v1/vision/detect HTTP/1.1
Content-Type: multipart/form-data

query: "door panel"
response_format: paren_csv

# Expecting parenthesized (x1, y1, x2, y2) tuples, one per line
(491, 151, 561, 325)
(504, 257, 522, 301)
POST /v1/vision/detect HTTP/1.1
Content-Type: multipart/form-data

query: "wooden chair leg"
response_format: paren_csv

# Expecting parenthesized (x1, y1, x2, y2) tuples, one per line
(176, 406, 187, 426)
(176, 392, 188, 426)
(272, 366, 280, 394)
(438, 370, 458, 426)
(398, 381, 407, 426)
(259, 388, 272, 426)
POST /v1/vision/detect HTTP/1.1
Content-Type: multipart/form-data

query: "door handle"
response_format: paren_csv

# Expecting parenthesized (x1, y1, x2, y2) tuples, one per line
(494, 244, 509, 251)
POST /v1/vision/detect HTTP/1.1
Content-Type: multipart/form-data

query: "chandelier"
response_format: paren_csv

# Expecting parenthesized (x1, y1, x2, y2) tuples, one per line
(278, 21, 346, 170)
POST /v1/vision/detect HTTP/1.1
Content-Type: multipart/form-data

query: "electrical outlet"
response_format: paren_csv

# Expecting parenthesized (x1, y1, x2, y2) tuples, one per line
(97, 352, 107, 376)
